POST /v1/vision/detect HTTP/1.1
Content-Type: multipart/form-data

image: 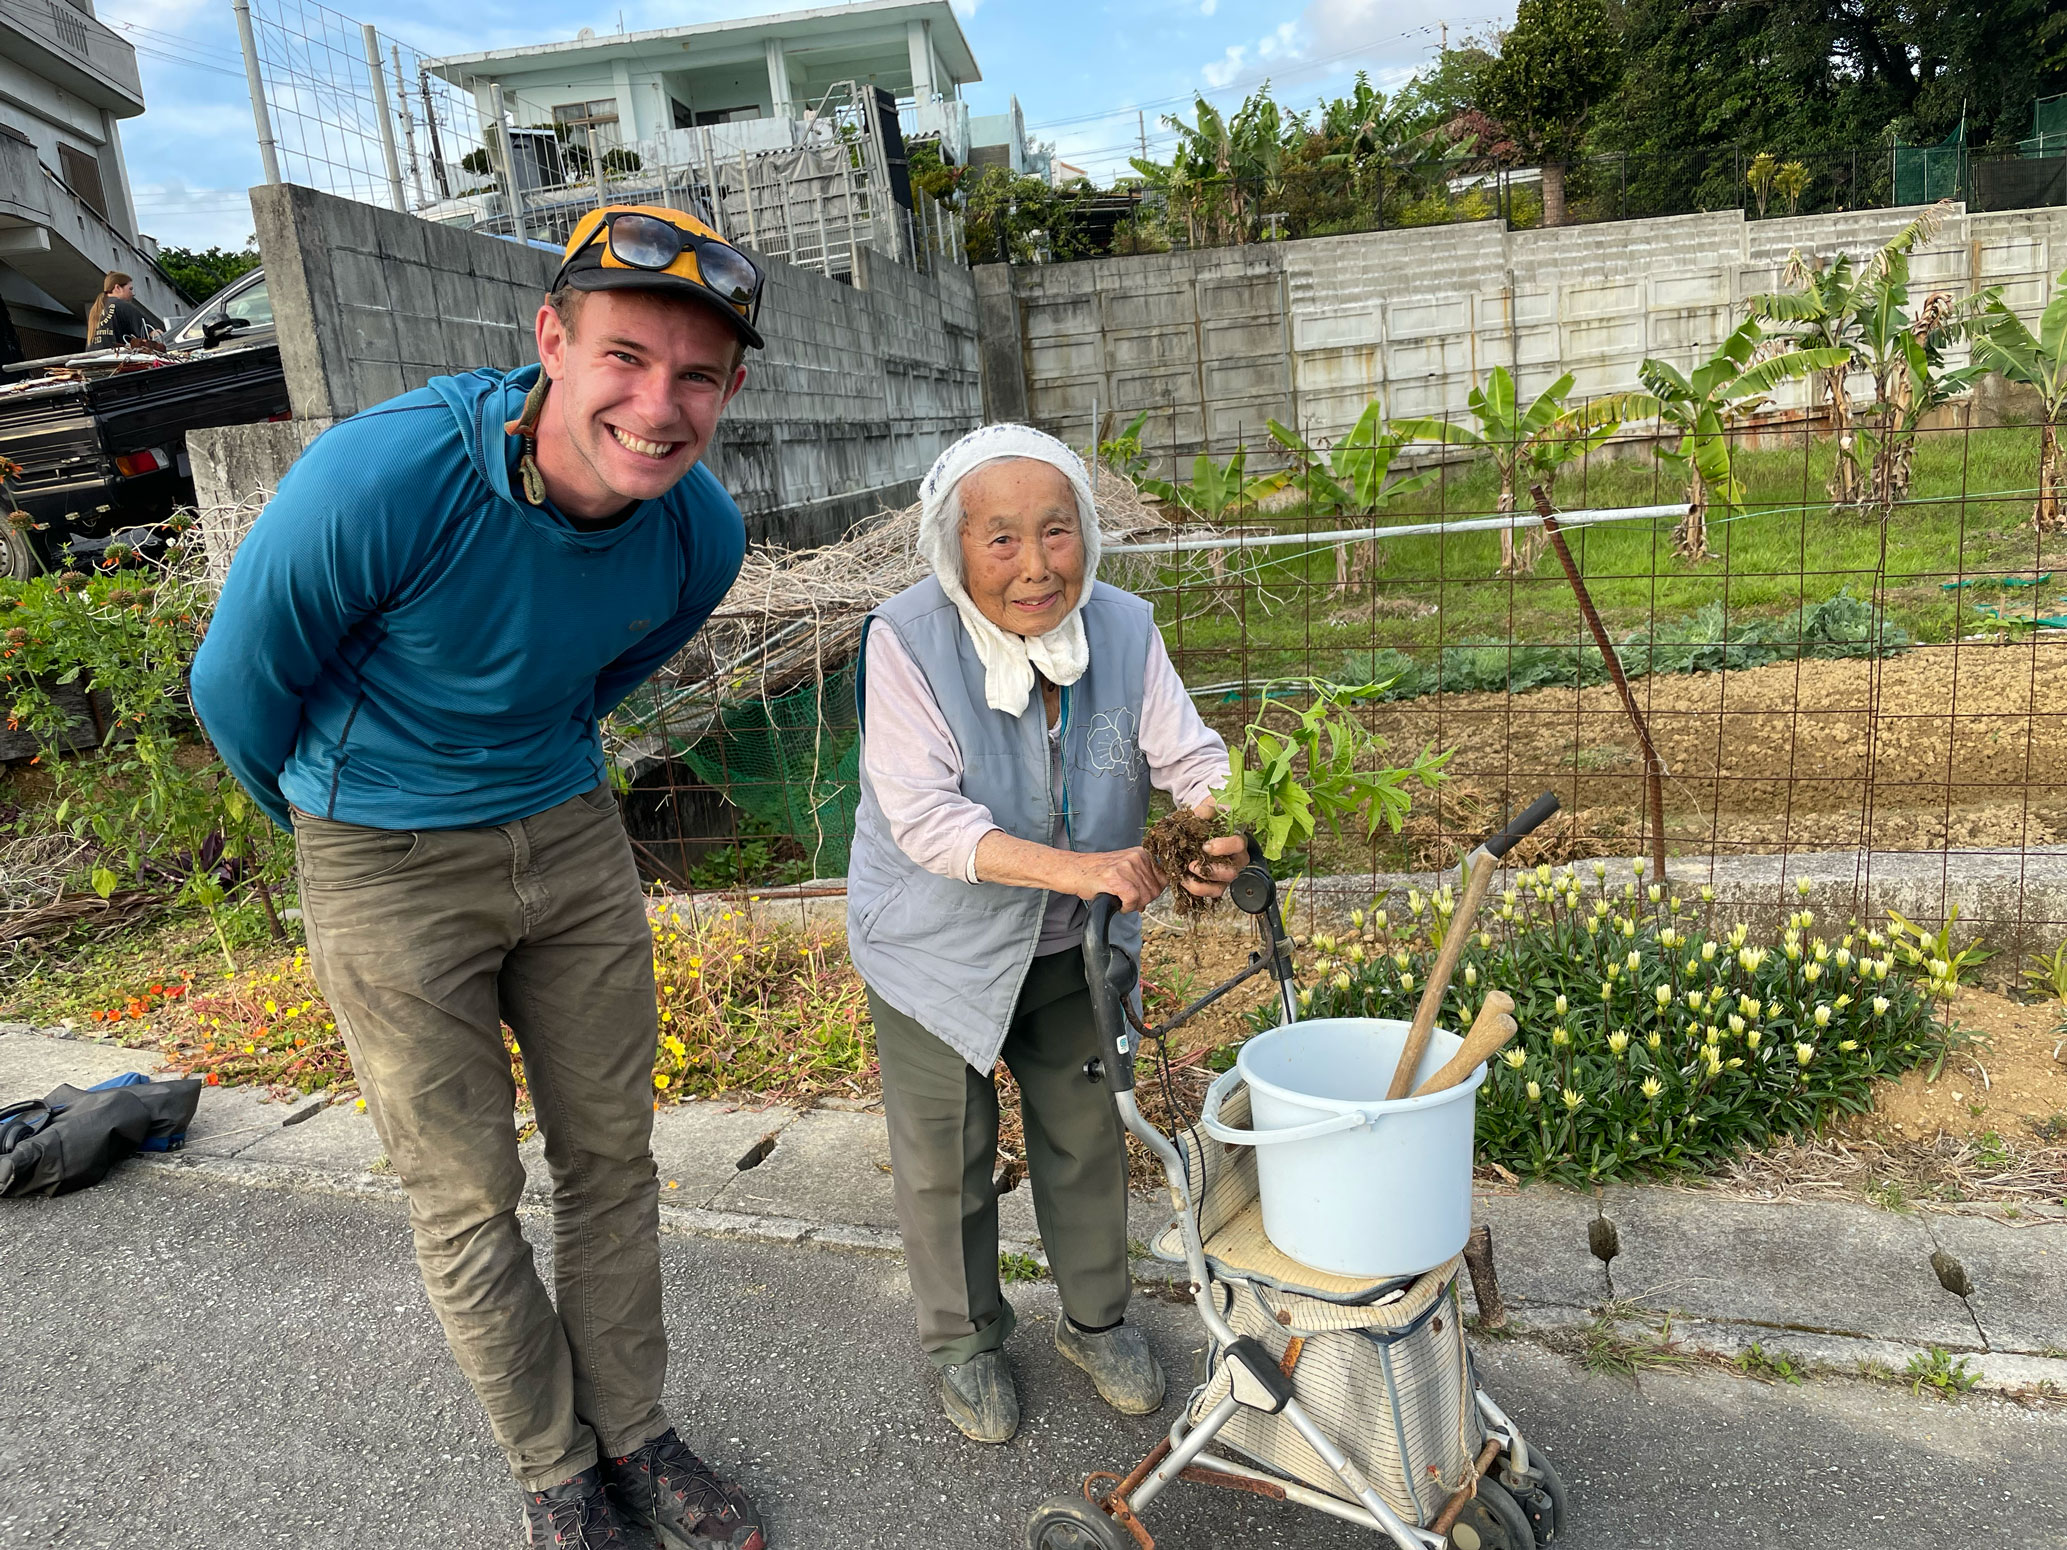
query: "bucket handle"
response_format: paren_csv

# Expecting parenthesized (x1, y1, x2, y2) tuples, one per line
(1197, 1066, 1376, 1147)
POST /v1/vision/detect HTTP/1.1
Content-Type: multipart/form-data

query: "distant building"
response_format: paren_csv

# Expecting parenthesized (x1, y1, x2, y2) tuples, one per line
(0, 0, 181, 357)
(427, 0, 1035, 173)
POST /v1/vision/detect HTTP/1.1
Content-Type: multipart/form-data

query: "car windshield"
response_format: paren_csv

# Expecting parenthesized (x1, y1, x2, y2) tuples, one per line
(174, 273, 267, 347)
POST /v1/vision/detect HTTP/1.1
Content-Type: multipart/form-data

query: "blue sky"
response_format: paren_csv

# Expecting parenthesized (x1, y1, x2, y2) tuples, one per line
(102, 0, 1514, 251)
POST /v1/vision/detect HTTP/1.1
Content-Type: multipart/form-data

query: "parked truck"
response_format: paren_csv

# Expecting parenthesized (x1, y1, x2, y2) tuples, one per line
(0, 267, 286, 580)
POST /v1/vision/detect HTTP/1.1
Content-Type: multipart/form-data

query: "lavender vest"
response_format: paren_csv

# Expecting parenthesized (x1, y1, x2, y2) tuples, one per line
(847, 577, 1154, 1070)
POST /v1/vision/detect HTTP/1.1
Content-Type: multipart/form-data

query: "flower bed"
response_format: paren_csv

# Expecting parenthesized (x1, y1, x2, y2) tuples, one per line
(1282, 862, 1950, 1185)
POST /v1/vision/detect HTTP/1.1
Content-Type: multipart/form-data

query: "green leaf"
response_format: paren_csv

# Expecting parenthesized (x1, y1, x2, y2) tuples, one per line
(91, 866, 118, 900)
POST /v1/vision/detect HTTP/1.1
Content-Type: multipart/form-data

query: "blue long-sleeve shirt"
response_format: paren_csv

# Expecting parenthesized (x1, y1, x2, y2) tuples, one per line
(191, 364, 745, 832)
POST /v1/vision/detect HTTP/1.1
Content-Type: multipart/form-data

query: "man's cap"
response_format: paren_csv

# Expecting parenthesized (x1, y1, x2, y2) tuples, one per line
(554, 204, 764, 350)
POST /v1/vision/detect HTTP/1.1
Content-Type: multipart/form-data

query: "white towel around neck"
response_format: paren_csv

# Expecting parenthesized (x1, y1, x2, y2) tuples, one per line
(914, 423, 1103, 715)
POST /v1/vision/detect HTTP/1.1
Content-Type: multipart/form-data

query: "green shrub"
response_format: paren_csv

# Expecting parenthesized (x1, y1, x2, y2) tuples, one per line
(1341, 591, 1908, 699)
(1269, 862, 1946, 1184)
(1, 542, 285, 959)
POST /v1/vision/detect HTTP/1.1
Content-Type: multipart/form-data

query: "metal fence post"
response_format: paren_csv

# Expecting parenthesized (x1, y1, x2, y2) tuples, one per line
(362, 24, 405, 211)
(232, 0, 281, 186)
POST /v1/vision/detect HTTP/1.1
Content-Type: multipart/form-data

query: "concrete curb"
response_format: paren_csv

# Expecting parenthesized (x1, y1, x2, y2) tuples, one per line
(8, 1025, 2064, 1403)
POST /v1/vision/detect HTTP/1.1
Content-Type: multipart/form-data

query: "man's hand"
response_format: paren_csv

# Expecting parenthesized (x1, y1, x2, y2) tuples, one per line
(1068, 847, 1168, 912)
(1179, 834, 1249, 900)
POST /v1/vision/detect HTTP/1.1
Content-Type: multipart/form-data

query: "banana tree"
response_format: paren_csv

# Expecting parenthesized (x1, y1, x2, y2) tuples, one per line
(1394, 367, 1638, 573)
(1844, 263, 1996, 519)
(1267, 400, 1437, 586)
(1137, 446, 1284, 521)
(1971, 273, 2067, 530)
(1751, 202, 1950, 506)
(1639, 319, 1850, 559)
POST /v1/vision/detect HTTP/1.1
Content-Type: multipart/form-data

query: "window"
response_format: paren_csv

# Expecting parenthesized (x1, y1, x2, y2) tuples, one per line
(693, 106, 761, 126)
(671, 98, 694, 131)
(552, 99, 620, 129)
(224, 279, 272, 329)
(57, 145, 107, 218)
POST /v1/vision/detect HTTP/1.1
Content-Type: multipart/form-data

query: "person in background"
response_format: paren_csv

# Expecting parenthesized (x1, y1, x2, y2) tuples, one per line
(192, 206, 772, 1550)
(86, 272, 158, 349)
(846, 423, 1246, 1443)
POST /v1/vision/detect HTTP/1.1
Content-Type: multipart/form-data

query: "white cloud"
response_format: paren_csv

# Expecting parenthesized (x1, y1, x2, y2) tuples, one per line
(1200, 0, 1217, 14)
(1256, 21, 1299, 61)
(129, 177, 258, 252)
(1201, 45, 1247, 89)
(1299, 0, 1515, 63)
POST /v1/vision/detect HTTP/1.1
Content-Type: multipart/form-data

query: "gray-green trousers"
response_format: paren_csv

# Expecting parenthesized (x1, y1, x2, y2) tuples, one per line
(868, 948, 1131, 1369)
(293, 784, 671, 1490)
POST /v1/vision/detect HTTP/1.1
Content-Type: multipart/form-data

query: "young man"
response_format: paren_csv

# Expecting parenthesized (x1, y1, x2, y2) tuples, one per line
(192, 207, 769, 1550)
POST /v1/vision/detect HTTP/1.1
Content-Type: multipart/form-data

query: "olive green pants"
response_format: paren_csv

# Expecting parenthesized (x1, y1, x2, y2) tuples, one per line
(868, 948, 1131, 1369)
(293, 784, 671, 1490)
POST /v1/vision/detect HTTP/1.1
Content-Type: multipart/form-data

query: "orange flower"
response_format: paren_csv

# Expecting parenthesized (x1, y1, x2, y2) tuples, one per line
(205, 1073, 221, 1086)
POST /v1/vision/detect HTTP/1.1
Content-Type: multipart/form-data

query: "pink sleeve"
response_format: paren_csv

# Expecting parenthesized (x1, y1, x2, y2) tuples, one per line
(1140, 629, 1229, 809)
(860, 625, 1000, 882)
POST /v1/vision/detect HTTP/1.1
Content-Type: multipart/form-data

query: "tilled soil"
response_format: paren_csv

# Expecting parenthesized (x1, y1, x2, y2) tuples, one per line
(1335, 636, 2067, 857)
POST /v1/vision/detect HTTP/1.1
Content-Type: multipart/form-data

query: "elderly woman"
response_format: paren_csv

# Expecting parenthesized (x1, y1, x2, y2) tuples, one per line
(848, 423, 1245, 1444)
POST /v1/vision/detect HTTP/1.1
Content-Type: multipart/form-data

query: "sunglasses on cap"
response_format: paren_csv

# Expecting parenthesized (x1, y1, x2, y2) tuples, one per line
(564, 211, 765, 327)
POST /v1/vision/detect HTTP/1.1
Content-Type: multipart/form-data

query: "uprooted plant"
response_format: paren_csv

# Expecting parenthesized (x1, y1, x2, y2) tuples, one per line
(1145, 677, 1449, 905)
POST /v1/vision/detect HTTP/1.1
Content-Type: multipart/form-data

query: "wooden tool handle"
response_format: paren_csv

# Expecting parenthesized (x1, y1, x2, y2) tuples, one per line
(1386, 850, 1499, 1099)
(1413, 991, 1518, 1097)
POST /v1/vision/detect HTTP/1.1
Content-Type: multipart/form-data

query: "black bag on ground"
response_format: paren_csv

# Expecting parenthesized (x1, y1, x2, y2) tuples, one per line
(0, 1075, 203, 1198)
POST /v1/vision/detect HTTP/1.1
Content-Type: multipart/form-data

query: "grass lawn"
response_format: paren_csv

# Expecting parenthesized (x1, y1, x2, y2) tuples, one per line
(1141, 424, 2052, 686)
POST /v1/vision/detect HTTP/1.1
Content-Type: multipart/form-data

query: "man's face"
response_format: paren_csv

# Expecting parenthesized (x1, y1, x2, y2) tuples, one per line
(533, 288, 747, 518)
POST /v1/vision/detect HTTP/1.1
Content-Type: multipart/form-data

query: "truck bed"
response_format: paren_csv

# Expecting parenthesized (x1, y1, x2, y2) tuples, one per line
(0, 344, 289, 513)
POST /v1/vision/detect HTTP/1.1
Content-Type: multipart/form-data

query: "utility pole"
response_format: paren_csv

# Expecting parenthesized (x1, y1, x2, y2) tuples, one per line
(1440, 20, 1447, 50)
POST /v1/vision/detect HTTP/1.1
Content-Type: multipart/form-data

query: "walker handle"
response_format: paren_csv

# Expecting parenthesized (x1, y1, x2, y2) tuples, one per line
(1197, 1065, 1375, 1146)
(1083, 893, 1139, 1095)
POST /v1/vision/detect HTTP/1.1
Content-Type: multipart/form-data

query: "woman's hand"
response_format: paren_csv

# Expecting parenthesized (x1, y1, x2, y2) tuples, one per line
(1178, 834, 1249, 900)
(1066, 847, 1168, 913)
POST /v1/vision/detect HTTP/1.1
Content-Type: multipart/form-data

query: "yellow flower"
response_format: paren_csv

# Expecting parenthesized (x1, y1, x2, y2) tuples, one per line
(1645, 1031, 1662, 1050)
(355, 1098, 367, 1111)
(1641, 1076, 1662, 1099)
(1746, 1029, 1762, 1049)
(1813, 1004, 1832, 1028)
(1561, 1087, 1583, 1110)
(1463, 963, 1478, 987)
(1795, 1043, 1815, 1065)
(1526, 1080, 1542, 1103)
(1502, 1049, 1527, 1069)
(1655, 985, 1672, 1007)
(654, 1073, 671, 1090)
(1839, 1039, 1859, 1052)
(1872, 996, 1890, 1016)
(1607, 1030, 1628, 1056)
(1332, 971, 1352, 991)
(1551, 1026, 1570, 1047)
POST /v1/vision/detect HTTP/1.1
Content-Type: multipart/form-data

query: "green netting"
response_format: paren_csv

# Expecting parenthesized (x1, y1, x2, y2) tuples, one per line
(674, 665, 861, 877)
(2020, 94, 2067, 157)
(1893, 123, 1966, 205)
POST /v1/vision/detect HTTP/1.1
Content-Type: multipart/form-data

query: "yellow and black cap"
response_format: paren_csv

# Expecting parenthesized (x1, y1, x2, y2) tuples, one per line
(553, 204, 765, 349)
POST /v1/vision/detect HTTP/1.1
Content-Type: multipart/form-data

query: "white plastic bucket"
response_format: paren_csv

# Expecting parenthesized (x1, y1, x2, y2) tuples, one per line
(1199, 1017, 1484, 1279)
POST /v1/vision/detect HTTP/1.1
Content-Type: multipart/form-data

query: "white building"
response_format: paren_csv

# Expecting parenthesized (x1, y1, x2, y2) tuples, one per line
(427, 0, 1035, 174)
(0, 0, 179, 356)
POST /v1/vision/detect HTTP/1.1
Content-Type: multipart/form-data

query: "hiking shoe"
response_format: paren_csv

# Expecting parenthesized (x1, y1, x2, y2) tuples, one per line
(939, 1349, 1019, 1443)
(522, 1464, 631, 1547)
(606, 1429, 765, 1550)
(1055, 1318, 1165, 1415)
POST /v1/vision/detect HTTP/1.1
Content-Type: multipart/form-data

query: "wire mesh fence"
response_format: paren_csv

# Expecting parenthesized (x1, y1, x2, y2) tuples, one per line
(623, 406, 2067, 967)
(238, 0, 966, 280)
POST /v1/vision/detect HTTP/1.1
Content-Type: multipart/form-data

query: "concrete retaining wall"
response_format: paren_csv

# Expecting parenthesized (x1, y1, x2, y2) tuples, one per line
(192, 184, 980, 577)
(980, 203, 2067, 463)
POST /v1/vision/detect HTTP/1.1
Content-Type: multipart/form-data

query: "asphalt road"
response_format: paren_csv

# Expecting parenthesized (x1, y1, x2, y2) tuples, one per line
(2, 1165, 2062, 1550)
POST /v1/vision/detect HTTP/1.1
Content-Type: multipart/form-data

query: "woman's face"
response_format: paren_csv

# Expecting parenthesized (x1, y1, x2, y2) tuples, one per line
(957, 458, 1086, 638)
(112, 282, 134, 300)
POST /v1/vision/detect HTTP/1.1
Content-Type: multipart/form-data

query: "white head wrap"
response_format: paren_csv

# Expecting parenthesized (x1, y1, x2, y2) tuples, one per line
(916, 423, 1102, 715)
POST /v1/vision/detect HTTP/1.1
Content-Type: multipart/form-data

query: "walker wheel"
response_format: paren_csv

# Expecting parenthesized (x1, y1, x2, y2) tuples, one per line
(1445, 1474, 1535, 1550)
(1504, 1449, 1568, 1544)
(1026, 1494, 1129, 1550)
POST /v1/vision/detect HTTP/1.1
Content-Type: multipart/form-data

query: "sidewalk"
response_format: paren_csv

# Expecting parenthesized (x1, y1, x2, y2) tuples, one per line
(5, 1022, 2062, 1397)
